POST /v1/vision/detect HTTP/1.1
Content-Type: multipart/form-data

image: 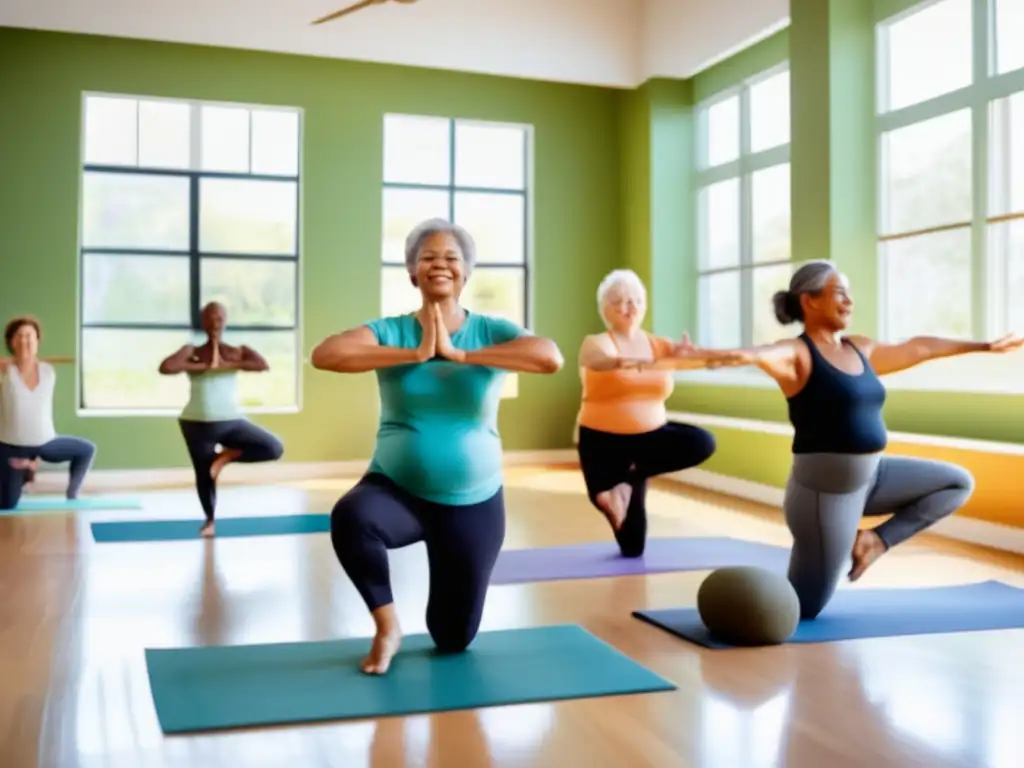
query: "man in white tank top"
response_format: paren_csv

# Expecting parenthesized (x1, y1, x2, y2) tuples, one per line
(0, 317, 96, 510)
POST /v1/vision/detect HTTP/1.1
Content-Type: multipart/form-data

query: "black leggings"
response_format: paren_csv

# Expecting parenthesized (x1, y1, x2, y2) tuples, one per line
(329, 473, 506, 654)
(577, 422, 716, 557)
(178, 418, 284, 522)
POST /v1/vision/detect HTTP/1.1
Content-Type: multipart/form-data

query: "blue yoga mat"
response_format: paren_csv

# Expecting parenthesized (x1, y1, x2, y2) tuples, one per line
(6, 495, 142, 514)
(145, 624, 677, 733)
(91, 513, 330, 542)
(632, 580, 1024, 648)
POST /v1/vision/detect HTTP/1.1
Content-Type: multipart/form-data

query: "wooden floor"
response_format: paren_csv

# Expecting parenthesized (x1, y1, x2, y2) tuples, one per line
(3, 467, 1024, 768)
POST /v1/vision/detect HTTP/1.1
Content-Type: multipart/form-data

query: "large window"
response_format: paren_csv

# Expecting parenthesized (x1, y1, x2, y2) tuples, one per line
(695, 65, 793, 353)
(380, 114, 531, 397)
(877, 0, 1024, 392)
(78, 94, 301, 413)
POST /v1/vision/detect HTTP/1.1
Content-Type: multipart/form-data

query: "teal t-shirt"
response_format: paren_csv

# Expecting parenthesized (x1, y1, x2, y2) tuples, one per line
(364, 311, 525, 506)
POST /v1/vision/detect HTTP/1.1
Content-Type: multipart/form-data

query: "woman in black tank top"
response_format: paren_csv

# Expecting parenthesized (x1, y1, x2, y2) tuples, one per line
(696, 260, 1022, 618)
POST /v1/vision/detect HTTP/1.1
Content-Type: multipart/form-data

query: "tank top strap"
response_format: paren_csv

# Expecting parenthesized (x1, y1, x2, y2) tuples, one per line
(797, 332, 822, 362)
(842, 335, 871, 366)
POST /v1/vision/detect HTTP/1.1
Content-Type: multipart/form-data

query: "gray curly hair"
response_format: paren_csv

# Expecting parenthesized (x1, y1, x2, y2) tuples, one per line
(404, 218, 478, 277)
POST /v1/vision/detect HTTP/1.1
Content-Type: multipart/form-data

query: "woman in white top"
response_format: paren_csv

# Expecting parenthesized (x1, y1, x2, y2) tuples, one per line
(0, 316, 96, 510)
(158, 302, 284, 537)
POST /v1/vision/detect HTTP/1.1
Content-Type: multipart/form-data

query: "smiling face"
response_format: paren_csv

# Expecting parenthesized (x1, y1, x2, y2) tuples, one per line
(601, 281, 646, 333)
(7, 321, 40, 359)
(802, 271, 854, 331)
(201, 302, 227, 341)
(412, 231, 466, 301)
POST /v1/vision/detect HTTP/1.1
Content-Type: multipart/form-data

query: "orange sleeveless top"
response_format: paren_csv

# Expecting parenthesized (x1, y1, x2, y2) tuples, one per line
(576, 333, 676, 435)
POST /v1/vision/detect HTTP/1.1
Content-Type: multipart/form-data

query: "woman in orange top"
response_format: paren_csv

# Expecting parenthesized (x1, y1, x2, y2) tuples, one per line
(576, 269, 735, 557)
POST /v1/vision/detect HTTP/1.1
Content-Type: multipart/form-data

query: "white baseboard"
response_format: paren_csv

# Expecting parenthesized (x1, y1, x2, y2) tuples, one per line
(29, 449, 580, 493)
(669, 467, 1024, 557)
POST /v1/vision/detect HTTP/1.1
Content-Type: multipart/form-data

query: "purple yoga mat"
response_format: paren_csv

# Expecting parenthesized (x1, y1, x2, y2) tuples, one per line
(489, 536, 790, 585)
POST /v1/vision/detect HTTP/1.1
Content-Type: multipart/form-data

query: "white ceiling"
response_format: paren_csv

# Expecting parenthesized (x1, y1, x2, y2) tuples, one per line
(0, 0, 789, 88)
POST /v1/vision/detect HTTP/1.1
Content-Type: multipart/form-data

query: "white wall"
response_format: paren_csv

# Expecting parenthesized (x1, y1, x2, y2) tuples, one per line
(0, 0, 789, 87)
(0, 0, 640, 88)
(641, 0, 790, 80)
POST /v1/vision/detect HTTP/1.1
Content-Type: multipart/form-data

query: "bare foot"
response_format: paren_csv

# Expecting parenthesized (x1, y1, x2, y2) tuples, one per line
(210, 448, 242, 483)
(848, 530, 887, 581)
(595, 482, 632, 532)
(361, 631, 402, 675)
(199, 521, 215, 538)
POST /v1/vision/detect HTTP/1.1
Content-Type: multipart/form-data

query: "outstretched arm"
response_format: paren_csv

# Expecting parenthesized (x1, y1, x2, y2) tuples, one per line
(461, 335, 564, 374)
(578, 333, 756, 373)
(688, 339, 803, 390)
(158, 345, 208, 375)
(436, 311, 562, 373)
(848, 333, 1023, 376)
(311, 326, 428, 373)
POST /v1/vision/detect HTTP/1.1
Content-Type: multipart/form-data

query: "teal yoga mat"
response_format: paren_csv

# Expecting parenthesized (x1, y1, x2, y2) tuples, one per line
(145, 624, 676, 733)
(91, 513, 330, 542)
(7, 495, 142, 514)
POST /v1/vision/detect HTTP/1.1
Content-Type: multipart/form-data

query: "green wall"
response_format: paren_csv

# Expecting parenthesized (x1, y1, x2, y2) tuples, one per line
(658, 3, 1024, 489)
(616, 78, 694, 336)
(0, 27, 621, 470)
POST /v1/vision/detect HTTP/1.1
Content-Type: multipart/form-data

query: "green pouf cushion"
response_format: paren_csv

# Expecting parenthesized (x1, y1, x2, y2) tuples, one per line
(696, 566, 801, 646)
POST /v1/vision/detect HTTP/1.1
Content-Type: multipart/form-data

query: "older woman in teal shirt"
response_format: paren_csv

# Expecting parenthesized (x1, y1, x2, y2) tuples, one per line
(311, 218, 563, 676)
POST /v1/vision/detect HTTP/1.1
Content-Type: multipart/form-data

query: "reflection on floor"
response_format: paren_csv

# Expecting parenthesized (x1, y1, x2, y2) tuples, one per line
(2, 466, 1023, 767)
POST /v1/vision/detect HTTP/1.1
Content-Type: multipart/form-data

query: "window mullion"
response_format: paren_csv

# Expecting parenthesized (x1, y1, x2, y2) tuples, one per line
(189, 104, 203, 334)
(739, 86, 754, 347)
(971, 0, 991, 339)
(189, 177, 201, 332)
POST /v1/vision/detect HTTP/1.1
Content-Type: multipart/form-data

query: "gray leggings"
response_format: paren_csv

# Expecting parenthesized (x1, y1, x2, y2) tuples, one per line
(785, 453, 974, 619)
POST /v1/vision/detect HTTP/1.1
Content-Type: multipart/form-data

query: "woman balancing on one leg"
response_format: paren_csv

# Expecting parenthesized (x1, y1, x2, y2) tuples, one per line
(311, 218, 563, 675)
(157, 302, 284, 537)
(698, 260, 1023, 618)
(0, 316, 97, 510)
(575, 269, 738, 557)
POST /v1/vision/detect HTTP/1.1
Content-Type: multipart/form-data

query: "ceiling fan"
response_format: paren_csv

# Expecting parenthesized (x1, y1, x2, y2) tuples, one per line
(312, 0, 421, 25)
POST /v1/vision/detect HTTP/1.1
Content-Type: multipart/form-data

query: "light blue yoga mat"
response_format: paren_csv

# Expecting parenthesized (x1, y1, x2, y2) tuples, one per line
(91, 513, 330, 542)
(490, 537, 788, 584)
(632, 580, 1024, 649)
(145, 624, 677, 733)
(6, 496, 142, 514)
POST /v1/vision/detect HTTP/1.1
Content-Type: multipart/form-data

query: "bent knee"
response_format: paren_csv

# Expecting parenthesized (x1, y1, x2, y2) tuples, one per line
(789, 579, 832, 621)
(800, 604, 824, 621)
(694, 428, 717, 461)
(430, 626, 477, 654)
(329, 491, 375, 536)
(949, 464, 975, 494)
(266, 437, 284, 461)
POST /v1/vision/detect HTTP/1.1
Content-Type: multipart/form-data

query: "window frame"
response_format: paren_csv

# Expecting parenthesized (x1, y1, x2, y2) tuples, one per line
(687, 63, 792, 388)
(76, 92, 304, 417)
(876, 0, 1024, 392)
(379, 114, 534, 334)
